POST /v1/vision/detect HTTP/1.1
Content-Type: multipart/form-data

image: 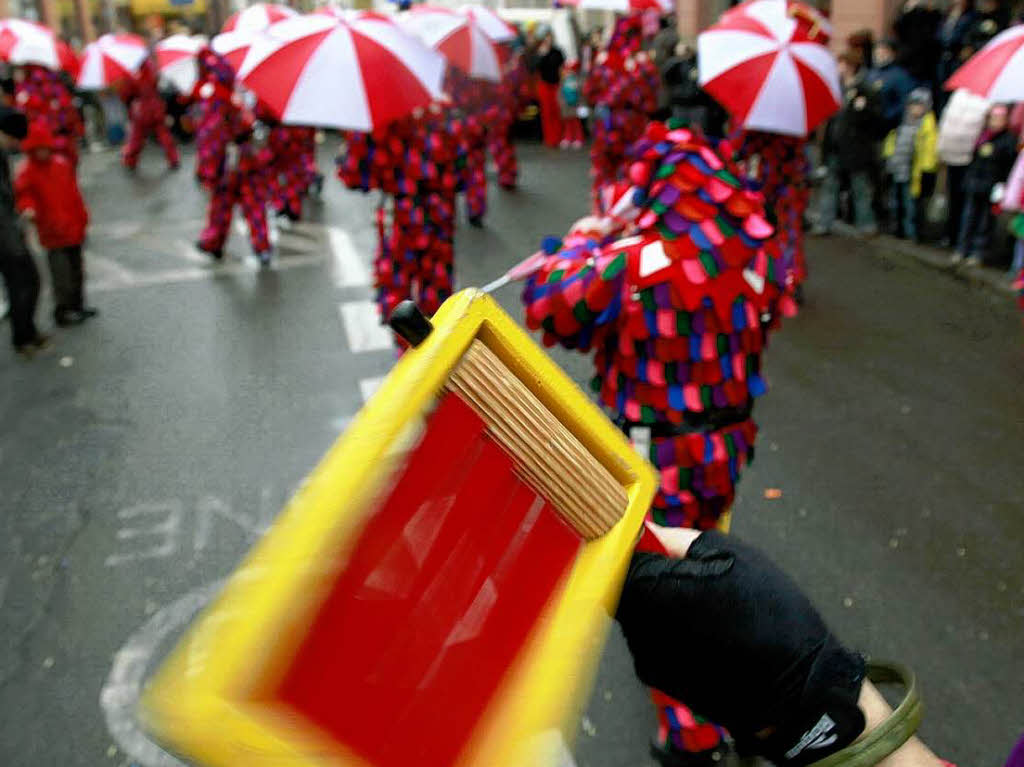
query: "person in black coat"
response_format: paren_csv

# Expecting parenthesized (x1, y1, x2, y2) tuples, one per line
(660, 41, 728, 138)
(962, 0, 1009, 56)
(814, 54, 884, 235)
(0, 92, 46, 357)
(894, 0, 943, 88)
(954, 103, 1018, 266)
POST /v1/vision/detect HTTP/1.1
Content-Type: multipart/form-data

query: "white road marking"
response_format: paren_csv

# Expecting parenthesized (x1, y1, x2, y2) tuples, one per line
(326, 225, 370, 288)
(338, 301, 393, 353)
(85, 254, 140, 289)
(359, 376, 386, 402)
(100, 580, 225, 767)
(105, 502, 183, 568)
(88, 252, 324, 292)
(172, 240, 211, 265)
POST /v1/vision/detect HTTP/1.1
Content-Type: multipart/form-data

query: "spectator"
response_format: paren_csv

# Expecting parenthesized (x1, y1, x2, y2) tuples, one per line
(814, 53, 883, 236)
(894, 0, 943, 89)
(847, 29, 875, 71)
(937, 87, 991, 247)
(14, 121, 95, 326)
(867, 39, 916, 133)
(535, 32, 566, 148)
(936, 0, 977, 98)
(954, 103, 1017, 266)
(0, 100, 47, 357)
(962, 0, 1009, 57)
(558, 59, 584, 149)
(883, 88, 938, 241)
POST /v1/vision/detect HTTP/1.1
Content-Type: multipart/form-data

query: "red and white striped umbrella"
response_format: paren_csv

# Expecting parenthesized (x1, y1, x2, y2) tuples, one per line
(458, 5, 517, 43)
(235, 13, 446, 130)
(698, 0, 840, 136)
(155, 34, 205, 94)
(557, 0, 671, 13)
(397, 5, 501, 82)
(222, 3, 298, 34)
(0, 19, 79, 76)
(720, 0, 832, 43)
(946, 24, 1024, 101)
(314, 5, 351, 20)
(77, 33, 148, 90)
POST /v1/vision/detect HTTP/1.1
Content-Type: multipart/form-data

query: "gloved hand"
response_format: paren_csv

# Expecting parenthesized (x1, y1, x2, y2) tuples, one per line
(616, 528, 866, 766)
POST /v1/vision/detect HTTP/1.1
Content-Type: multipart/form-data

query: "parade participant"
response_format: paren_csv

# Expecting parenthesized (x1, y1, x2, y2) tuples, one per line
(448, 69, 489, 226)
(197, 107, 272, 266)
(192, 49, 272, 265)
(265, 118, 321, 223)
(338, 102, 465, 329)
(14, 121, 95, 327)
(740, 131, 812, 299)
(485, 50, 529, 190)
(0, 103, 47, 356)
(120, 57, 179, 171)
(14, 64, 84, 166)
(521, 120, 791, 765)
(583, 14, 659, 203)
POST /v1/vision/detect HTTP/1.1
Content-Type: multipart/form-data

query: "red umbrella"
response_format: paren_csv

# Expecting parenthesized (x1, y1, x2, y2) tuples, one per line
(397, 5, 502, 82)
(222, 3, 298, 34)
(155, 34, 205, 94)
(946, 24, 1024, 101)
(0, 19, 79, 77)
(76, 34, 148, 90)
(697, 0, 840, 136)
(234, 13, 447, 130)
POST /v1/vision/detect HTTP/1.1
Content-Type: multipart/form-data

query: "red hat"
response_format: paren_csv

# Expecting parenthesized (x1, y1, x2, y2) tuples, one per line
(21, 121, 56, 152)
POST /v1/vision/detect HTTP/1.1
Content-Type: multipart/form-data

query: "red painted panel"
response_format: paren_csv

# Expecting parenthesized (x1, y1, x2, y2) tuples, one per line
(271, 392, 583, 767)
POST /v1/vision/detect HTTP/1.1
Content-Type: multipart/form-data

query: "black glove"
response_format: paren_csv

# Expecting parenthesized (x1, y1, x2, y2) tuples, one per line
(615, 530, 866, 766)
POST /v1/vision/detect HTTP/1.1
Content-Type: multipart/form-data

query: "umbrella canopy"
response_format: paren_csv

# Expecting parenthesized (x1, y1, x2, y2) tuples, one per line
(155, 34, 205, 94)
(698, 0, 840, 136)
(720, 0, 832, 43)
(314, 4, 351, 19)
(222, 3, 298, 34)
(0, 19, 79, 76)
(557, 0, 672, 13)
(397, 5, 501, 82)
(458, 5, 517, 42)
(946, 24, 1024, 101)
(77, 33, 148, 90)
(235, 13, 447, 131)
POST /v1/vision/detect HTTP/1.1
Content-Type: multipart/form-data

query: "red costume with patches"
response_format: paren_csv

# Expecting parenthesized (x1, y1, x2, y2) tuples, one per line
(121, 59, 179, 170)
(14, 65, 83, 165)
(449, 69, 490, 224)
(738, 131, 810, 291)
(266, 123, 320, 221)
(485, 52, 530, 190)
(583, 16, 659, 203)
(521, 121, 793, 760)
(338, 105, 465, 327)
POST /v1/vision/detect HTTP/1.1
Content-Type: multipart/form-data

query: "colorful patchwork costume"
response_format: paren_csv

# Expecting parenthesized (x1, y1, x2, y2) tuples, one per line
(521, 121, 793, 762)
(338, 105, 466, 327)
(194, 50, 270, 261)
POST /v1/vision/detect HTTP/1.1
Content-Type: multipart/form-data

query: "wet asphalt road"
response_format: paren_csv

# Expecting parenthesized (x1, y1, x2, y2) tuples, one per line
(0, 139, 1022, 767)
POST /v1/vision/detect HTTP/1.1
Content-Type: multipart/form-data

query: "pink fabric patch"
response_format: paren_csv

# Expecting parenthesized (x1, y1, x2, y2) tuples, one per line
(684, 384, 702, 411)
(682, 259, 707, 284)
(656, 309, 676, 337)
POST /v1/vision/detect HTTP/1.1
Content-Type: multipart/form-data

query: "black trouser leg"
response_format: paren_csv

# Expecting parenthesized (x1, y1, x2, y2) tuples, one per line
(47, 245, 84, 315)
(0, 243, 41, 347)
(947, 165, 967, 245)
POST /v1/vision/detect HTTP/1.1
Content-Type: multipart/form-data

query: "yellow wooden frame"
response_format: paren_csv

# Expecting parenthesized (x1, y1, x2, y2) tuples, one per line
(141, 289, 658, 767)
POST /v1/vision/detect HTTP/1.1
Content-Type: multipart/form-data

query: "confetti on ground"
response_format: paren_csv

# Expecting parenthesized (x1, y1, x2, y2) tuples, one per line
(42, 657, 54, 669)
(956, 546, 967, 557)
(764, 488, 783, 500)
(59, 356, 74, 368)
(843, 597, 854, 608)
(106, 745, 117, 758)
(889, 538, 900, 549)
(581, 715, 597, 737)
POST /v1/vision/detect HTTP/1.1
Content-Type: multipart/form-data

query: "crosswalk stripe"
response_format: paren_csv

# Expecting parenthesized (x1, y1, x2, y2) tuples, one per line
(326, 226, 370, 288)
(359, 376, 386, 402)
(338, 301, 393, 353)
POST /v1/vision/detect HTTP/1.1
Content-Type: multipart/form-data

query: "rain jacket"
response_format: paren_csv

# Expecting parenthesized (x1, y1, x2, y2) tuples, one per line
(883, 111, 938, 198)
(15, 153, 89, 249)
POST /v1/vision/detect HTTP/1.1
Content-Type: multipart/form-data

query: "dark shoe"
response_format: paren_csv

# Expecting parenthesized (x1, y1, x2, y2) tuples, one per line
(468, 215, 484, 228)
(169, 162, 180, 171)
(55, 309, 89, 327)
(500, 183, 516, 191)
(79, 307, 98, 319)
(256, 251, 273, 268)
(794, 283, 806, 306)
(196, 241, 223, 260)
(650, 738, 730, 766)
(32, 333, 53, 350)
